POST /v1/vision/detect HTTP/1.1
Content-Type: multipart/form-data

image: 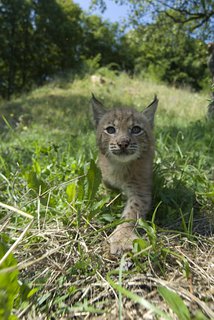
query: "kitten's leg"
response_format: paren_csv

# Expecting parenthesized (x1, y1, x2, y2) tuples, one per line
(109, 193, 151, 255)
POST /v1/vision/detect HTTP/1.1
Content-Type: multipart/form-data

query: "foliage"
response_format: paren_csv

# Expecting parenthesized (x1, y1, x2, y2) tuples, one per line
(0, 0, 212, 99)
(0, 0, 83, 98)
(158, 287, 209, 320)
(0, 0, 33, 99)
(0, 0, 126, 98)
(80, 14, 124, 68)
(0, 238, 37, 319)
(0, 240, 19, 320)
(92, 0, 214, 40)
(118, 13, 209, 90)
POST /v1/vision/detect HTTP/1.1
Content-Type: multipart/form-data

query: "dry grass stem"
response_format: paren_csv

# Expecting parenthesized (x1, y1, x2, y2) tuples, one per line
(0, 201, 33, 220)
(0, 220, 33, 266)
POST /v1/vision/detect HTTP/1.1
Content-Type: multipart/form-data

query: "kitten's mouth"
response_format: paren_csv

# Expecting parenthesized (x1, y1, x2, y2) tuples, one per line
(109, 149, 138, 162)
(111, 149, 135, 156)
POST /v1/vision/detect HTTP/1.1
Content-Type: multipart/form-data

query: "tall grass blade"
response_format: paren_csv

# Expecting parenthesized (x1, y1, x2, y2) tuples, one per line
(158, 286, 190, 320)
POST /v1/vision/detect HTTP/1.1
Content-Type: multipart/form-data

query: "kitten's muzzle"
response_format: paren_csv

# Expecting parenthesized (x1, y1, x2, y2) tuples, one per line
(117, 138, 130, 150)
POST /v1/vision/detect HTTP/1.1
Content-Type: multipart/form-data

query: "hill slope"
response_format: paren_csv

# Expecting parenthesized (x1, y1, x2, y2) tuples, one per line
(0, 72, 213, 319)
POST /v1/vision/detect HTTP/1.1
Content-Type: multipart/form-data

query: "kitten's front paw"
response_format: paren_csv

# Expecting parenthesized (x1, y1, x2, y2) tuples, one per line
(108, 225, 137, 255)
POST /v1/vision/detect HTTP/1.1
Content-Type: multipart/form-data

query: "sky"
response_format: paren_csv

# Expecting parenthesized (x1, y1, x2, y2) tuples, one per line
(74, 0, 130, 23)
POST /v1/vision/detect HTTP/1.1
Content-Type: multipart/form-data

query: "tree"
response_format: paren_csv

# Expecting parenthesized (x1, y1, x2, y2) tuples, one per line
(0, 0, 126, 98)
(0, 0, 83, 98)
(0, 0, 33, 98)
(123, 13, 209, 90)
(31, 0, 83, 84)
(80, 14, 133, 70)
(91, 0, 214, 40)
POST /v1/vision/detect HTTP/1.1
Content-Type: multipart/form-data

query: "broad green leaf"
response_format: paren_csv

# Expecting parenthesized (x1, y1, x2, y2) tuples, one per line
(133, 238, 150, 254)
(66, 183, 76, 202)
(158, 286, 190, 320)
(0, 241, 19, 320)
(32, 158, 41, 176)
(86, 159, 101, 202)
(77, 168, 85, 201)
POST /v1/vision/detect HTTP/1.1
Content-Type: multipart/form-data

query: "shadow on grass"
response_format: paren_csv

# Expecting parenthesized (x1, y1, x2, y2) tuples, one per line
(151, 120, 214, 235)
(0, 101, 27, 131)
(0, 92, 94, 134)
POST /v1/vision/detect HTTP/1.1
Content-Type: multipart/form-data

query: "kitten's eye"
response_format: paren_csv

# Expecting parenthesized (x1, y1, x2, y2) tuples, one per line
(105, 126, 116, 134)
(131, 126, 142, 135)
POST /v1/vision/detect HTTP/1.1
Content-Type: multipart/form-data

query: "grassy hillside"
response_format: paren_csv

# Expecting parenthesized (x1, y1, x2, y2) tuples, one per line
(0, 71, 213, 319)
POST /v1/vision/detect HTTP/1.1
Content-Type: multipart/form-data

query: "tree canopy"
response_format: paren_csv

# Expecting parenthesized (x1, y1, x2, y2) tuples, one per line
(0, 0, 211, 99)
(0, 0, 125, 98)
(92, 0, 214, 40)
(124, 13, 208, 89)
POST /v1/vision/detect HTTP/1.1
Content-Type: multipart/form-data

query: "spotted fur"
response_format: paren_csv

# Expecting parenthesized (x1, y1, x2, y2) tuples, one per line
(92, 94, 158, 254)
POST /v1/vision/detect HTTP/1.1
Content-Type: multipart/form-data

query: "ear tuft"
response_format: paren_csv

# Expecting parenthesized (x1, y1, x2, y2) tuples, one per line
(142, 95, 158, 128)
(91, 93, 106, 127)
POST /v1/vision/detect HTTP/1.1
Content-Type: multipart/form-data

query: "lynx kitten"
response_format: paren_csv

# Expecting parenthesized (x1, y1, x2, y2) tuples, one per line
(91, 94, 158, 254)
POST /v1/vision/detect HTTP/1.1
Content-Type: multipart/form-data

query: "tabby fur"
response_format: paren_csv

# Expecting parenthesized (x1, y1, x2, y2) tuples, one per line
(92, 94, 158, 254)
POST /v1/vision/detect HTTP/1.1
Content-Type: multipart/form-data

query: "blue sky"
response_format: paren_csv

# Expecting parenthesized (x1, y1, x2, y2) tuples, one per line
(74, 0, 130, 23)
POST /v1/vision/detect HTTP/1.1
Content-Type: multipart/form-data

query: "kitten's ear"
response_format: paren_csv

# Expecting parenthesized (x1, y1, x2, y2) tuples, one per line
(142, 95, 158, 128)
(91, 93, 106, 126)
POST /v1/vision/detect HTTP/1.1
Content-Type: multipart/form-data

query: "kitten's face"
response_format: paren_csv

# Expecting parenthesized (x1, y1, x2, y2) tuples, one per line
(92, 95, 158, 163)
(96, 109, 150, 162)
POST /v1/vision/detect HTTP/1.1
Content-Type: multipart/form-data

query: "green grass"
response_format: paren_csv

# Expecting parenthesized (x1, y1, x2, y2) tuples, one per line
(0, 71, 213, 319)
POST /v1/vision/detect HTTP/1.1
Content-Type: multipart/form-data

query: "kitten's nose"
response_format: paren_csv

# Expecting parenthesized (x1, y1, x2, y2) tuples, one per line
(117, 138, 130, 149)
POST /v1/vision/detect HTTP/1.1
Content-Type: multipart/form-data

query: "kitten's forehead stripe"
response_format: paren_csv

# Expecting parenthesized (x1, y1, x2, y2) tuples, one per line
(105, 108, 142, 127)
